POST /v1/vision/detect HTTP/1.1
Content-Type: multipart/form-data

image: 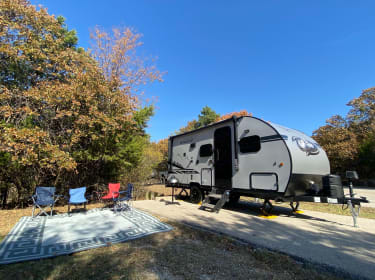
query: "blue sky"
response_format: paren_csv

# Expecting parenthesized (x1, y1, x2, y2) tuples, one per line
(31, 0, 375, 141)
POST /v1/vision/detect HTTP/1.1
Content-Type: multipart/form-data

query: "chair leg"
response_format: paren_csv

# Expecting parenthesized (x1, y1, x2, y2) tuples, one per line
(51, 205, 53, 216)
(37, 204, 47, 217)
(32, 205, 35, 218)
(68, 203, 70, 215)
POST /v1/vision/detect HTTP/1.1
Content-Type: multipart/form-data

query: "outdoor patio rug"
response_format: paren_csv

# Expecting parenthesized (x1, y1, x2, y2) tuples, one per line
(0, 208, 172, 264)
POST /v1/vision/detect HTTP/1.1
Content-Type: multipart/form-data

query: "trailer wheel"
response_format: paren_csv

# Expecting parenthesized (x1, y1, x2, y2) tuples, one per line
(227, 193, 240, 205)
(190, 185, 203, 204)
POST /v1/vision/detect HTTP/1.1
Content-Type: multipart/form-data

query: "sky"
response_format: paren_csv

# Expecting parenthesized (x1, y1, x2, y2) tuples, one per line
(31, 0, 375, 141)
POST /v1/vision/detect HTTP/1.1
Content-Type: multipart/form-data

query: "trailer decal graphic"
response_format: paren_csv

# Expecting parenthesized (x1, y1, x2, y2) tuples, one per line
(260, 134, 287, 143)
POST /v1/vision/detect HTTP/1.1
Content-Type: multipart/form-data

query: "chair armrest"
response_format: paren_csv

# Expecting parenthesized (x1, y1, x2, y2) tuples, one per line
(112, 191, 127, 199)
(54, 194, 64, 203)
(112, 191, 119, 199)
(93, 191, 105, 199)
(93, 191, 105, 194)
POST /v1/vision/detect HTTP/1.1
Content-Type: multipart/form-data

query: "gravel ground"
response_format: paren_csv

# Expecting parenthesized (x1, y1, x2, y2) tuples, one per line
(134, 197, 375, 280)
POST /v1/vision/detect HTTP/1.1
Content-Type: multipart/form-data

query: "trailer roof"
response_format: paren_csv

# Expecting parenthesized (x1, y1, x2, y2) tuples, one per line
(169, 116, 245, 139)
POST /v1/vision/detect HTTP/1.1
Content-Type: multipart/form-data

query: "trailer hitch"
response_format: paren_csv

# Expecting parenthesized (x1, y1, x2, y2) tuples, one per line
(347, 199, 360, 228)
(346, 171, 362, 228)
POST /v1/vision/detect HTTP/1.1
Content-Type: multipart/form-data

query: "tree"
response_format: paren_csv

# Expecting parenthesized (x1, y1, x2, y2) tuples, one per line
(216, 110, 252, 122)
(177, 107, 253, 135)
(88, 26, 163, 184)
(0, 0, 83, 205)
(358, 135, 375, 178)
(0, 1, 80, 90)
(345, 87, 375, 177)
(90, 26, 163, 92)
(178, 120, 198, 134)
(0, 0, 163, 206)
(195, 106, 220, 129)
(312, 115, 358, 174)
(154, 138, 168, 171)
(347, 87, 375, 128)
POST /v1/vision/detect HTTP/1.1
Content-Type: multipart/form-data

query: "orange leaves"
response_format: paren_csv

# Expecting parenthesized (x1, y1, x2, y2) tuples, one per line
(216, 110, 252, 122)
(178, 120, 198, 134)
(0, 126, 76, 170)
(1, 1, 163, 188)
(178, 109, 252, 134)
(313, 87, 375, 175)
(156, 138, 168, 156)
(89, 26, 164, 98)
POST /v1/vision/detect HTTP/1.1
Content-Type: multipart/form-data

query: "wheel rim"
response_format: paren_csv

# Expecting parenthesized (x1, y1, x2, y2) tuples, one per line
(190, 187, 202, 204)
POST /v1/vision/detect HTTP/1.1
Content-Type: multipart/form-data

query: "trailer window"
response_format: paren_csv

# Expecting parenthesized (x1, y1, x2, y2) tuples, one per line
(199, 144, 213, 157)
(239, 136, 261, 153)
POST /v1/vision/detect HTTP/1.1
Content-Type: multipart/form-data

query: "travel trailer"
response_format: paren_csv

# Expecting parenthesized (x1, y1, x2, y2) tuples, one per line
(166, 116, 368, 227)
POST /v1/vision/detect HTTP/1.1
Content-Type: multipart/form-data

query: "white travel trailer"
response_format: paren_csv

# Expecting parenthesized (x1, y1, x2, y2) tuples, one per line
(166, 116, 368, 226)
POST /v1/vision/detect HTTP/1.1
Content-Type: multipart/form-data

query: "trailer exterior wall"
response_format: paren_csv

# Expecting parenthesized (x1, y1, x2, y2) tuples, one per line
(232, 117, 292, 193)
(269, 122, 330, 176)
(169, 121, 235, 188)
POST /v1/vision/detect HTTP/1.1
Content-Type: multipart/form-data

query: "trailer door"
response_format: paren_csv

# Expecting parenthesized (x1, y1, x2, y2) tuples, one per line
(214, 126, 232, 188)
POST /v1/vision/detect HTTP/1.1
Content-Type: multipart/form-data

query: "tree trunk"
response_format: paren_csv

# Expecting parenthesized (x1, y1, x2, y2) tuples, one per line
(1, 186, 8, 209)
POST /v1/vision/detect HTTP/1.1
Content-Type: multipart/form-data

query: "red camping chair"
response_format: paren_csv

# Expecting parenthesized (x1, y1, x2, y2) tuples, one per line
(95, 183, 120, 207)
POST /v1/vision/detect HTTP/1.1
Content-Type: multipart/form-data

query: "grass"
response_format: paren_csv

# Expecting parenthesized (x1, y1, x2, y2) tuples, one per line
(0, 206, 347, 280)
(278, 201, 375, 219)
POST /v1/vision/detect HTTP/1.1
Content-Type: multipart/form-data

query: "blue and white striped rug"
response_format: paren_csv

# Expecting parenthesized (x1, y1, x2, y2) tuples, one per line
(0, 208, 172, 264)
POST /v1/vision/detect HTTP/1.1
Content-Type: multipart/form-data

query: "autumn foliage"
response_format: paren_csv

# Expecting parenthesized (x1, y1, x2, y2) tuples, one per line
(0, 0, 162, 206)
(312, 116, 358, 173)
(216, 110, 252, 122)
(177, 107, 252, 134)
(313, 87, 375, 178)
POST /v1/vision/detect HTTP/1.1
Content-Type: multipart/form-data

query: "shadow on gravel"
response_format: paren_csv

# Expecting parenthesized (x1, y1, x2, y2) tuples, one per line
(159, 198, 181, 206)
(223, 201, 349, 226)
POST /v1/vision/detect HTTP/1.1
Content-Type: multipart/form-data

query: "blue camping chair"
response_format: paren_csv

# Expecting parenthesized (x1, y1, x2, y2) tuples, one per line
(113, 183, 133, 211)
(32, 187, 62, 218)
(68, 187, 87, 215)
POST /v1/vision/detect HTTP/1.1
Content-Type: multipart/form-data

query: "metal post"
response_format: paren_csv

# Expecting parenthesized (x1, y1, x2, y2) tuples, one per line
(172, 187, 174, 203)
(348, 179, 354, 198)
(347, 200, 359, 228)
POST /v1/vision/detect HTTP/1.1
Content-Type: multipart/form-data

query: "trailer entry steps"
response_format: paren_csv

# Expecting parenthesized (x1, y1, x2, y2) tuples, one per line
(200, 189, 230, 213)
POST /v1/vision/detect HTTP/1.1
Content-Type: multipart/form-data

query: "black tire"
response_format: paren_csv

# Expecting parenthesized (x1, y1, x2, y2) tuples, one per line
(227, 193, 240, 205)
(190, 185, 203, 204)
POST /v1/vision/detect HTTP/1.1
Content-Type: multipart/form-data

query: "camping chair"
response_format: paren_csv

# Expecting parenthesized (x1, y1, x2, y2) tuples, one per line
(113, 183, 134, 212)
(31, 187, 62, 218)
(94, 183, 120, 207)
(67, 187, 87, 215)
